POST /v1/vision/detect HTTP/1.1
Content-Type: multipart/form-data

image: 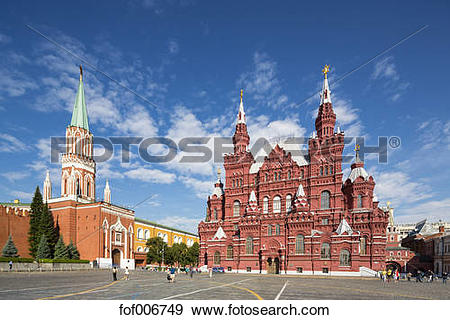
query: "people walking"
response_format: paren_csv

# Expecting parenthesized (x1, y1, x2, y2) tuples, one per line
(112, 266, 118, 281)
(125, 266, 130, 280)
(189, 266, 194, 279)
(209, 267, 213, 278)
(382, 269, 387, 282)
(407, 272, 412, 281)
(8, 260, 12, 271)
(442, 272, 448, 284)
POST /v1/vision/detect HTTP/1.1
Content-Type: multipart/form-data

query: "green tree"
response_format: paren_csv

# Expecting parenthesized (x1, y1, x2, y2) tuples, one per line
(164, 246, 175, 266)
(28, 186, 43, 258)
(186, 242, 199, 266)
(39, 204, 59, 256)
(66, 241, 80, 260)
(2, 235, 19, 257)
(36, 234, 51, 260)
(171, 242, 188, 267)
(54, 236, 69, 259)
(146, 237, 167, 265)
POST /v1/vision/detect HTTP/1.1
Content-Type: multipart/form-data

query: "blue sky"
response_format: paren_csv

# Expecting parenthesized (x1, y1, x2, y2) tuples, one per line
(0, 0, 449, 232)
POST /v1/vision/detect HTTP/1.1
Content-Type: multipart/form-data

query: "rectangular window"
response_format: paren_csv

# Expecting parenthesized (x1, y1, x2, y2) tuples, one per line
(322, 268, 329, 274)
(246, 267, 251, 273)
(115, 233, 122, 244)
(296, 267, 303, 273)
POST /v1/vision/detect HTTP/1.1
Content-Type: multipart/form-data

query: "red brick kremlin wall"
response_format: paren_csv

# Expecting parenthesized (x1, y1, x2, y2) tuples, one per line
(0, 206, 31, 258)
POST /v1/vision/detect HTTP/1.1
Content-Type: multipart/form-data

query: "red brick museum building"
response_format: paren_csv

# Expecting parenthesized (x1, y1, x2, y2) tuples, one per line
(198, 67, 390, 275)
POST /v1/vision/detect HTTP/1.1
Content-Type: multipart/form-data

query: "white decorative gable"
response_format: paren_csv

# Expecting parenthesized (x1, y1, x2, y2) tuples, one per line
(213, 226, 227, 240)
(110, 216, 126, 232)
(335, 218, 353, 235)
(348, 167, 369, 183)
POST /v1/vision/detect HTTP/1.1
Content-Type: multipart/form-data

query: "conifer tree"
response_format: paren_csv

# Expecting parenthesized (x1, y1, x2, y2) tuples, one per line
(36, 234, 51, 260)
(39, 204, 59, 256)
(67, 241, 80, 260)
(54, 236, 69, 259)
(28, 186, 43, 258)
(2, 235, 19, 258)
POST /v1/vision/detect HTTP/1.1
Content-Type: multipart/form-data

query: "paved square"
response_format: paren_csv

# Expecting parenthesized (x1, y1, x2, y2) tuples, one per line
(0, 270, 448, 300)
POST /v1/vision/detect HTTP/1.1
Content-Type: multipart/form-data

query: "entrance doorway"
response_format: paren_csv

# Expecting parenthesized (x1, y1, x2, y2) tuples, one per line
(112, 249, 121, 267)
(267, 257, 280, 274)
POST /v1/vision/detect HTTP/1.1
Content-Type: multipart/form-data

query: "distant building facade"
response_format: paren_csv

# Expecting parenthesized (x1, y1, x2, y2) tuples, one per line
(198, 68, 389, 276)
(134, 217, 199, 267)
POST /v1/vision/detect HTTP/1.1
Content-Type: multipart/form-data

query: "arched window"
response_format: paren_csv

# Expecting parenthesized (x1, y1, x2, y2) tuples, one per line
(330, 166, 333, 175)
(246, 237, 253, 254)
(232, 180, 235, 188)
(137, 229, 143, 239)
(286, 194, 292, 212)
(263, 197, 269, 214)
(76, 178, 81, 196)
(240, 178, 243, 187)
(233, 200, 240, 216)
(214, 208, 218, 220)
(300, 169, 304, 179)
(320, 167, 323, 176)
(321, 191, 330, 209)
(357, 194, 363, 208)
(275, 224, 280, 235)
(325, 166, 328, 175)
(321, 243, 331, 259)
(278, 172, 282, 180)
(268, 225, 272, 236)
(274, 172, 277, 181)
(288, 170, 291, 179)
(340, 249, 351, 266)
(265, 173, 268, 182)
(87, 181, 90, 197)
(295, 235, 305, 254)
(360, 237, 366, 255)
(137, 246, 143, 252)
(214, 251, 221, 265)
(144, 230, 150, 240)
(227, 245, 233, 259)
(273, 196, 281, 213)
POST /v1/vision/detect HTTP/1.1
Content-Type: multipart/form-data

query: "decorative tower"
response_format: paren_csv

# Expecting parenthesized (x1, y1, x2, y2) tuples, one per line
(104, 180, 111, 203)
(60, 66, 96, 201)
(315, 65, 336, 138)
(43, 170, 52, 202)
(207, 168, 225, 221)
(232, 90, 250, 153)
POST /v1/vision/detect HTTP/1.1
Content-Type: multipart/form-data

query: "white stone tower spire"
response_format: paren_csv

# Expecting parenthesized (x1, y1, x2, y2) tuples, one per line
(237, 89, 246, 124)
(43, 170, 52, 202)
(320, 65, 332, 105)
(104, 180, 111, 203)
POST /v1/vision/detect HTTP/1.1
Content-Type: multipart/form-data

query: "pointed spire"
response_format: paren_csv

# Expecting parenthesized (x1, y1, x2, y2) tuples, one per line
(43, 170, 52, 202)
(211, 168, 224, 198)
(335, 218, 354, 235)
(237, 89, 246, 124)
(296, 184, 306, 198)
(320, 65, 332, 105)
(104, 180, 111, 203)
(70, 65, 90, 131)
(354, 143, 362, 163)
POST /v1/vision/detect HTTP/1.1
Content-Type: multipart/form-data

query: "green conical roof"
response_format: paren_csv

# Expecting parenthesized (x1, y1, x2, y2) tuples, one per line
(70, 74, 89, 131)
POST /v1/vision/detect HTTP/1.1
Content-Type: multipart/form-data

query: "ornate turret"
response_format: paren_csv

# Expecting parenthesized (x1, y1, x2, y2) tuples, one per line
(60, 66, 96, 201)
(43, 170, 52, 202)
(232, 90, 250, 153)
(315, 65, 336, 138)
(211, 168, 224, 198)
(104, 180, 111, 203)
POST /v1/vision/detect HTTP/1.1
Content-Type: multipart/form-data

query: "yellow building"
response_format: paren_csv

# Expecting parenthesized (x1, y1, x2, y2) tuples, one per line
(133, 217, 199, 267)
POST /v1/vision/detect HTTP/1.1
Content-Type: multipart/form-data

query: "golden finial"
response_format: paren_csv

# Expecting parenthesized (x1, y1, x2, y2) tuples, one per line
(240, 89, 243, 102)
(387, 201, 391, 207)
(354, 144, 360, 152)
(322, 65, 330, 78)
(217, 167, 221, 176)
(79, 65, 83, 81)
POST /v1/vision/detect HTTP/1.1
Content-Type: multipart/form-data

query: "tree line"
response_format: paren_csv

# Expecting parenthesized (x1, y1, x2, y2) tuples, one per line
(1, 186, 80, 260)
(145, 236, 199, 267)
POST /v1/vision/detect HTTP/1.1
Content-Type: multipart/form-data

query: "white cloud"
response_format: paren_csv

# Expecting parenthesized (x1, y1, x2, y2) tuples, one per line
(124, 167, 176, 184)
(9, 190, 33, 201)
(238, 52, 293, 109)
(0, 68, 38, 98)
(0, 171, 29, 182)
(178, 175, 212, 199)
(157, 215, 201, 234)
(0, 133, 29, 153)
(395, 198, 450, 223)
(371, 56, 409, 102)
(374, 170, 432, 206)
(0, 33, 11, 44)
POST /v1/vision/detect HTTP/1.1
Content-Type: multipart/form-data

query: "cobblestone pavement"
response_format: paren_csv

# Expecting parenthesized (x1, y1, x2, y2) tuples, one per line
(0, 270, 448, 300)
